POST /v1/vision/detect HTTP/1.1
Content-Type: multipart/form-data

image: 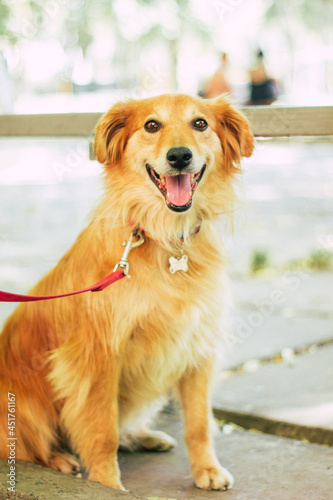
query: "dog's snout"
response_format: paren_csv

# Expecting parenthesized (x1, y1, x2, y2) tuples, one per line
(166, 147, 193, 171)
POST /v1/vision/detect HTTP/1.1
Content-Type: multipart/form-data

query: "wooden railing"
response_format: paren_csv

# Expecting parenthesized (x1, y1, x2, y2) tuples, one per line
(0, 106, 332, 138)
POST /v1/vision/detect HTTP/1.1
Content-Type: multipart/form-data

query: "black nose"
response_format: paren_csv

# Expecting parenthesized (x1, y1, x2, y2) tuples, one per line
(166, 147, 193, 171)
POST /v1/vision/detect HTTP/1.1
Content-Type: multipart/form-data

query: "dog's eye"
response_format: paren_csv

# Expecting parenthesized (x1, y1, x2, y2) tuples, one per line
(193, 119, 208, 131)
(144, 120, 160, 133)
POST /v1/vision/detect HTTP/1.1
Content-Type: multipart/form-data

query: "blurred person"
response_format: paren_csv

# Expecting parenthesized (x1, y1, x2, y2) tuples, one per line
(201, 52, 232, 98)
(248, 49, 278, 105)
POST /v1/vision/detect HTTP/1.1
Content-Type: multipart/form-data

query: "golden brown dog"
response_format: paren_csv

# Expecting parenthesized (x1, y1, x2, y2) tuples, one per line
(0, 94, 253, 491)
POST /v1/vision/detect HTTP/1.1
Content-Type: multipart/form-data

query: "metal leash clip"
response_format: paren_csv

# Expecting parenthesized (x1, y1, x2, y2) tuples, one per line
(113, 231, 145, 277)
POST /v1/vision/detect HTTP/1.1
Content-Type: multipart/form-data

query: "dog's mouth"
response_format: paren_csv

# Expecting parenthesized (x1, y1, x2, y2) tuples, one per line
(146, 165, 206, 212)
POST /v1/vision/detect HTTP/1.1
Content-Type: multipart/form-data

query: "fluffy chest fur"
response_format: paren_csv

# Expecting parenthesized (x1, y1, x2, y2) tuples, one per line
(113, 233, 230, 423)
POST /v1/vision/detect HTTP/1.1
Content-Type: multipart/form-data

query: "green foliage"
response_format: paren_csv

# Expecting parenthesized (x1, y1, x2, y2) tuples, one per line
(0, 0, 11, 37)
(250, 250, 270, 274)
(306, 249, 333, 270)
(265, 0, 333, 33)
(289, 249, 333, 272)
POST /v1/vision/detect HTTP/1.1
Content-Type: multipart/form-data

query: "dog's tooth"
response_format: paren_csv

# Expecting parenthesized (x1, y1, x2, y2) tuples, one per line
(190, 174, 194, 183)
(161, 177, 166, 186)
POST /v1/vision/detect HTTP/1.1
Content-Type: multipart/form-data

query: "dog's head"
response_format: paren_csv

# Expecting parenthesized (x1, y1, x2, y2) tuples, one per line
(94, 94, 253, 239)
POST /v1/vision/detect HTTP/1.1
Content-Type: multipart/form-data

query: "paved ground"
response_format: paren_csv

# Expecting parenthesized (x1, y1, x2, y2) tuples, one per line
(119, 413, 333, 500)
(0, 139, 332, 498)
(0, 461, 144, 500)
(215, 343, 333, 440)
(222, 271, 333, 369)
(1, 412, 332, 500)
(212, 268, 333, 449)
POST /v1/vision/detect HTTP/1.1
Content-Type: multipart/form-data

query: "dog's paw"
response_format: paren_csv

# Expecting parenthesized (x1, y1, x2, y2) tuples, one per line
(139, 430, 178, 452)
(88, 470, 125, 490)
(49, 452, 81, 474)
(193, 464, 234, 491)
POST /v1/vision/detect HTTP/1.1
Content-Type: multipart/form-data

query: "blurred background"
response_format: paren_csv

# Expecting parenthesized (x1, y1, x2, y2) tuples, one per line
(0, 0, 333, 114)
(0, 0, 333, 325)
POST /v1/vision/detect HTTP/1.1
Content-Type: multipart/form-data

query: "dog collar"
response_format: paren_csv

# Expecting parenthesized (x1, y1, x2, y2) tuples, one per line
(135, 221, 201, 244)
(137, 223, 201, 274)
(129, 221, 201, 274)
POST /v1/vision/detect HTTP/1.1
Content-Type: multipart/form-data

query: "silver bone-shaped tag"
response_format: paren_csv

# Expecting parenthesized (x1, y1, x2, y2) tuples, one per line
(169, 254, 188, 274)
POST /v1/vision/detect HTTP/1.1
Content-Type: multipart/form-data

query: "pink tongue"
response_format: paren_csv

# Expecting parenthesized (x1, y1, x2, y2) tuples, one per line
(165, 174, 192, 206)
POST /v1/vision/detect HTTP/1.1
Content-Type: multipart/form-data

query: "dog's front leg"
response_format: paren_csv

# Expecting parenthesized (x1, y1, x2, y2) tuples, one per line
(59, 359, 124, 490)
(178, 359, 234, 491)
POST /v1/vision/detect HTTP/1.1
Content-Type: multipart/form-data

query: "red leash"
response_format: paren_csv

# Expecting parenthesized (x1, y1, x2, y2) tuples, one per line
(0, 269, 125, 303)
(0, 231, 144, 303)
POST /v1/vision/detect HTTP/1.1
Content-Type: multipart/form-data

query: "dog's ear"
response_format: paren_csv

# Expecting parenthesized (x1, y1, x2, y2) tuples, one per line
(208, 96, 254, 169)
(94, 101, 133, 165)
